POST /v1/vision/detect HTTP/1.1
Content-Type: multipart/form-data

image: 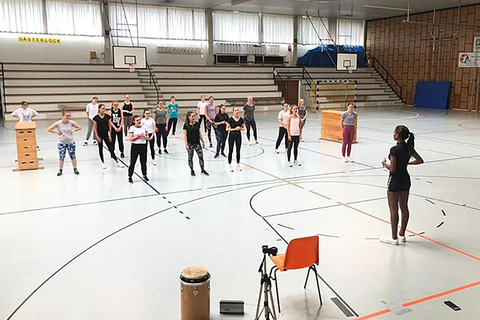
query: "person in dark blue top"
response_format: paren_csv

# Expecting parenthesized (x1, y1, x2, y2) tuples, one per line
(380, 125, 423, 245)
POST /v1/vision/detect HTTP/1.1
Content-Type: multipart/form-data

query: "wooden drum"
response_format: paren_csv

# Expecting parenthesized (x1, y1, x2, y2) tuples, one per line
(180, 266, 211, 320)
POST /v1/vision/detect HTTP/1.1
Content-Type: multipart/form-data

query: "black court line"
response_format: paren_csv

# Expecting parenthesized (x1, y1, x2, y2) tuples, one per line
(4, 178, 279, 320)
(248, 189, 359, 317)
(262, 196, 386, 218)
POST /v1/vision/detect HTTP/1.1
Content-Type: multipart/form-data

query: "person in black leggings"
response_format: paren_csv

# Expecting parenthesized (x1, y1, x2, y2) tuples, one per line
(226, 106, 245, 172)
(154, 100, 169, 154)
(141, 109, 157, 166)
(128, 115, 152, 183)
(380, 125, 424, 245)
(286, 105, 302, 167)
(122, 94, 135, 136)
(214, 104, 229, 158)
(93, 104, 122, 169)
(110, 101, 125, 158)
(243, 96, 258, 145)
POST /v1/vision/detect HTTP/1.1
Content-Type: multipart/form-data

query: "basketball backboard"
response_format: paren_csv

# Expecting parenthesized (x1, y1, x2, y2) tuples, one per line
(113, 46, 147, 69)
(337, 53, 358, 71)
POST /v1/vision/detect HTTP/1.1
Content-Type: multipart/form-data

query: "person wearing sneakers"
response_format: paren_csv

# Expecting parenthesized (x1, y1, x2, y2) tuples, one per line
(122, 94, 135, 136)
(167, 96, 179, 136)
(93, 104, 123, 169)
(298, 98, 308, 141)
(341, 103, 357, 162)
(275, 103, 290, 154)
(47, 109, 81, 176)
(110, 101, 125, 158)
(243, 96, 258, 145)
(197, 95, 208, 132)
(183, 111, 209, 177)
(226, 106, 245, 172)
(204, 96, 217, 148)
(154, 100, 169, 154)
(11, 101, 41, 151)
(141, 109, 157, 166)
(84, 97, 98, 146)
(128, 115, 151, 183)
(286, 105, 302, 167)
(214, 104, 229, 158)
(380, 125, 424, 245)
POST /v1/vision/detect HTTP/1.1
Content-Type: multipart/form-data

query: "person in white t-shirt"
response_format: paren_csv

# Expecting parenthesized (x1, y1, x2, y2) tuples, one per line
(11, 101, 39, 122)
(196, 95, 208, 132)
(84, 96, 99, 146)
(275, 103, 290, 154)
(128, 115, 152, 183)
(11, 101, 41, 151)
(141, 109, 157, 166)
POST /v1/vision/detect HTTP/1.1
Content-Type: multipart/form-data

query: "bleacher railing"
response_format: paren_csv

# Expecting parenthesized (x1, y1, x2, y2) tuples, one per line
(146, 63, 160, 102)
(0, 63, 5, 116)
(272, 67, 315, 93)
(368, 56, 405, 104)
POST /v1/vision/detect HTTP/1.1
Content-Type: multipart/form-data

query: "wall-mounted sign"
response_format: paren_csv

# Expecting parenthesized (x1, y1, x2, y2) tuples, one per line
(18, 36, 61, 44)
(458, 52, 480, 67)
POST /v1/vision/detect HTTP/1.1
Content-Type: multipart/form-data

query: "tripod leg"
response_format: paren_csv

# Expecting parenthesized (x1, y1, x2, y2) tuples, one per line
(313, 265, 323, 305)
(268, 286, 278, 320)
(304, 266, 312, 289)
(255, 279, 264, 319)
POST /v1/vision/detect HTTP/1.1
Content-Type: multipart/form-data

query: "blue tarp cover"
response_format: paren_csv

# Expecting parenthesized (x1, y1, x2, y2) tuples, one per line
(297, 45, 365, 68)
(414, 81, 451, 109)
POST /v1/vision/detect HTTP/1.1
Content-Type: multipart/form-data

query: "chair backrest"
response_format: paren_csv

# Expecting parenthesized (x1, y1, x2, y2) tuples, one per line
(90, 51, 98, 59)
(283, 236, 319, 270)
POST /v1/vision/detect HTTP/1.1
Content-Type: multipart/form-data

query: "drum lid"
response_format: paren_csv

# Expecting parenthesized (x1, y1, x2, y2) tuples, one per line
(180, 266, 210, 283)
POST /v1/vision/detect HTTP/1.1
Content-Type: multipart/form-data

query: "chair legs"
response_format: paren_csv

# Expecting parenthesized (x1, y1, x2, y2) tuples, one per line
(304, 265, 323, 305)
(273, 265, 323, 314)
(271, 267, 281, 313)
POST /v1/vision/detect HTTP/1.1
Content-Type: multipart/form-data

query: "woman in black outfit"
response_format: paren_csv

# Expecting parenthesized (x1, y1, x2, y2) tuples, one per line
(381, 125, 424, 245)
(183, 111, 209, 177)
(214, 104, 229, 158)
(93, 104, 122, 169)
(122, 94, 135, 136)
(226, 106, 245, 172)
(128, 115, 151, 183)
(110, 101, 125, 158)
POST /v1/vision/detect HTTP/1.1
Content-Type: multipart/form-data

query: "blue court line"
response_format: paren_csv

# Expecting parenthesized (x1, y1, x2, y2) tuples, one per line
(0, 186, 202, 217)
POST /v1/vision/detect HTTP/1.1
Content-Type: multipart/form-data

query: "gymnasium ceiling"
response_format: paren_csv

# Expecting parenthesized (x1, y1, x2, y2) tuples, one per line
(112, 0, 480, 20)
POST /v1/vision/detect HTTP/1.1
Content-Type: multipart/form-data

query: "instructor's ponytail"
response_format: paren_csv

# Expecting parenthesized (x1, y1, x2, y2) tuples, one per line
(395, 125, 415, 152)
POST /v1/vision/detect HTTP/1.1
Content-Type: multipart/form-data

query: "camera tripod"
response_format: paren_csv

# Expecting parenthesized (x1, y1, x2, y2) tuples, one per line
(254, 248, 278, 320)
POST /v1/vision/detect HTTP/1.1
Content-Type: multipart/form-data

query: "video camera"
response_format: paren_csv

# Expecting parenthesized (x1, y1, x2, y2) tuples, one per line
(262, 245, 278, 256)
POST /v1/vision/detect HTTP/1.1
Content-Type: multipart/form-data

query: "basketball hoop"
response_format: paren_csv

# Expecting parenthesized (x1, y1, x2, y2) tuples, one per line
(128, 63, 136, 73)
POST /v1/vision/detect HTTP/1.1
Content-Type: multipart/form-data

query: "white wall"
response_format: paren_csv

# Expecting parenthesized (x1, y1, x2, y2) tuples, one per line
(0, 33, 105, 63)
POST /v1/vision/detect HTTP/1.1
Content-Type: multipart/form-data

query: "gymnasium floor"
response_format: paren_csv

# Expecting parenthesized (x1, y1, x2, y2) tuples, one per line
(1, 106, 480, 320)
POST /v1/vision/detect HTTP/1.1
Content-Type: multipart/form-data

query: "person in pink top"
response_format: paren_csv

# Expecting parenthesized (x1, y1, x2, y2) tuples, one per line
(286, 104, 302, 167)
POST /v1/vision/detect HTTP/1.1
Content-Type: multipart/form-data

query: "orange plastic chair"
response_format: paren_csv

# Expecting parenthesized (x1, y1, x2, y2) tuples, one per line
(269, 235, 322, 313)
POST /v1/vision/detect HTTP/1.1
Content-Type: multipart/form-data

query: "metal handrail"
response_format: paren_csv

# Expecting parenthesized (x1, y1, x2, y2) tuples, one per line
(0, 63, 6, 117)
(368, 56, 404, 103)
(273, 66, 315, 93)
(146, 63, 160, 102)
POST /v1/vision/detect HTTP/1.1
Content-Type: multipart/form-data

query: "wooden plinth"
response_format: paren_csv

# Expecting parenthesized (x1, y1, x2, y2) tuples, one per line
(320, 110, 357, 143)
(14, 122, 43, 171)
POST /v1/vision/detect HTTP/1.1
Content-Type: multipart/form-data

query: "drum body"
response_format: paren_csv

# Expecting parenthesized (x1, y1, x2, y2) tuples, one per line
(180, 266, 211, 320)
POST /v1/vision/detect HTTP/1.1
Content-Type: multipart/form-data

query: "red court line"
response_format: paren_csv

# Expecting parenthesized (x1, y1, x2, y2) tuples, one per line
(402, 279, 480, 308)
(355, 308, 391, 319)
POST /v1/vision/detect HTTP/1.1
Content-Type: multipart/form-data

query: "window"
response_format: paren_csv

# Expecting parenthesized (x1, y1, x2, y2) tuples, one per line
(262, 14, 293, 44)
(297, 17, 330, 45)
(0, 0, 44, 34)
(213, 11, 259, 43)
(336, 19, 365, 46)
(46, 1, 102, 36)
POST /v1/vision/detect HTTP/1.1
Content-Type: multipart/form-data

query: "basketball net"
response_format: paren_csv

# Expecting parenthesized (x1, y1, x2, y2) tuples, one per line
(129, 63, 135, 73)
